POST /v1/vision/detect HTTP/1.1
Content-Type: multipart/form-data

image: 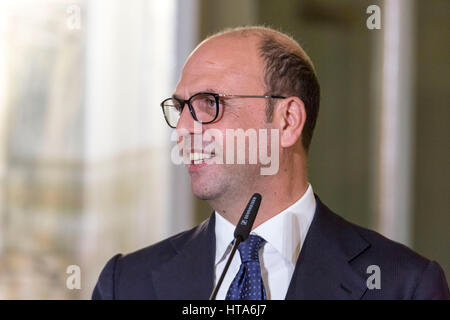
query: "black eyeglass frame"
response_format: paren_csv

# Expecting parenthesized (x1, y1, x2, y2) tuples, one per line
(160, 92, 286, 128)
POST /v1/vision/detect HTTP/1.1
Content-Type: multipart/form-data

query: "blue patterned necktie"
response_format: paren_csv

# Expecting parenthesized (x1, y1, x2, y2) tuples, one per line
(225, 234, 267, 300)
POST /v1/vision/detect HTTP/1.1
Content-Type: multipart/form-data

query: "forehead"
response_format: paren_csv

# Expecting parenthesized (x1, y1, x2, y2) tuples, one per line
(176, 35, 265, 96)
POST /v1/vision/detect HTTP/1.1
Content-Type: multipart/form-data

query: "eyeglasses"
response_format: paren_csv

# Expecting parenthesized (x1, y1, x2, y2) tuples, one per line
(160, 92, 286, 128)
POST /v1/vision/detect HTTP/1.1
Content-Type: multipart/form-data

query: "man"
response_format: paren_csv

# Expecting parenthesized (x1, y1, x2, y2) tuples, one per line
(92, 26, 449, 299)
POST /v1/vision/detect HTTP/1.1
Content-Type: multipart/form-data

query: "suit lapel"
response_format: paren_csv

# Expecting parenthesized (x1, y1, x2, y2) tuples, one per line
(152, 213, 216, 299)
(285, 195, 370, 299)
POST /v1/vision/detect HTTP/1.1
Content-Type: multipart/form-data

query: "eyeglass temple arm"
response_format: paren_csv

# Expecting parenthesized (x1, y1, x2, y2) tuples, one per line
(218, 94, 286, 99)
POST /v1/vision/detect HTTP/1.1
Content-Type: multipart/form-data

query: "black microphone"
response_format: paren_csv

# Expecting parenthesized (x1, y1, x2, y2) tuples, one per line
(209, 193, 262, 300)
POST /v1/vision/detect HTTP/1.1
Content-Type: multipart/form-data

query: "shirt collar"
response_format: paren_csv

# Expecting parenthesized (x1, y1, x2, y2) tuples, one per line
(214, 184, 317, 265)
(214, 210, 236, 264)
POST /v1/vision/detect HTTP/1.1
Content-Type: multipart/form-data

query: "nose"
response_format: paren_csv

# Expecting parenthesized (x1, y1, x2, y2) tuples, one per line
(176, 104, 195, 135)
(176, 105, 206, 154)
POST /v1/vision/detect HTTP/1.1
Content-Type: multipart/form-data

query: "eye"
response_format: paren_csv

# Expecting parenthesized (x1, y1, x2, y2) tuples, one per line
(202, 96, 216, 107)
(200, 96, 217, 108)
(191, 93, 218, 112)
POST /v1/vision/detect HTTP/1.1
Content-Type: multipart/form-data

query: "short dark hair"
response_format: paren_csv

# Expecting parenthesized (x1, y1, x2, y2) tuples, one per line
(258, 31, 320, 153)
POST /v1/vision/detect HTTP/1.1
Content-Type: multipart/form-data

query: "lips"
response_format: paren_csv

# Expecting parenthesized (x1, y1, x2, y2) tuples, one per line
(189, 152, 215, 165)
(187, 152, 216, 173)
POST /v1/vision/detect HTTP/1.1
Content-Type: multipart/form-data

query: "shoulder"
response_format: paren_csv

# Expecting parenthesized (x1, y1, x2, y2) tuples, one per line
(92, 219, 210, 299)
(316, 197, 430, 268)
(353, 223, 449, 299)
(117, 219, 208, 273)
(318, 199, 449, 299)
(352, 221, 429, 268)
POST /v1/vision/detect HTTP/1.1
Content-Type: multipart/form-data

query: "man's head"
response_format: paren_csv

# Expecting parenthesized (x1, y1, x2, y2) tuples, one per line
(171, 26, 320, 208)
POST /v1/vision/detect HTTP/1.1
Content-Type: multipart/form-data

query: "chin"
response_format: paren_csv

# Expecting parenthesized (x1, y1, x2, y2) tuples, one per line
(190, 176, 226, 201)
(191, 184, 219, 200)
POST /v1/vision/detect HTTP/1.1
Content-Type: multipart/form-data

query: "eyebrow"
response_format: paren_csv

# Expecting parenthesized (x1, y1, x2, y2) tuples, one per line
(171, 93, 182, 100)
(172, 88, 221, 100)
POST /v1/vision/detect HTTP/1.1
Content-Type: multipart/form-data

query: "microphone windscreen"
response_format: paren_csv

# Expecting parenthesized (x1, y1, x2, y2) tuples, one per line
(234, 193, 262, 241)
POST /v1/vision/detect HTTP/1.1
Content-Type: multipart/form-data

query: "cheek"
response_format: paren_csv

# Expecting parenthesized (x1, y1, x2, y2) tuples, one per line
(207, 105, 268, 157)
(223, 106, 266, 130)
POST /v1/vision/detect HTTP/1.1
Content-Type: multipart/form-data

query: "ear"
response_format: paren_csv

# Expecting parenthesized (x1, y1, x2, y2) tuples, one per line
(274, 97, 306, 148)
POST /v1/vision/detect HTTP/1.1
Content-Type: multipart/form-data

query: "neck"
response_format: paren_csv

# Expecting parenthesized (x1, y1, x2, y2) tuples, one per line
(209, 154, 309, 228)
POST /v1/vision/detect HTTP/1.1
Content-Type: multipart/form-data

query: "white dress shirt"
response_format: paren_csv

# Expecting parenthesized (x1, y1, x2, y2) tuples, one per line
(214, 184, 317, 300)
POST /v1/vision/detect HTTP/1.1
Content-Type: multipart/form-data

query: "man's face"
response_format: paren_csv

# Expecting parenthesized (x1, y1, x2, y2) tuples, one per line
(174, 35, 272, 201)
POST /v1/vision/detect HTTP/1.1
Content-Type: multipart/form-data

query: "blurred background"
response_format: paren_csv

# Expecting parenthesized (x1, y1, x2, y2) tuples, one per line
(0, 0, 448, 299)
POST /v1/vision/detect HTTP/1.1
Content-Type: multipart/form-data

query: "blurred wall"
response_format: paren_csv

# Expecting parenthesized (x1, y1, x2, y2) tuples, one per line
(0, 0, 198, 299)
(413, 0, 450, 280)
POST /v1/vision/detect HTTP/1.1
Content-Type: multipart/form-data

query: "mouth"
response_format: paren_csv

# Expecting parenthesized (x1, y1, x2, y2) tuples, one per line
(189, 152, 216, 165)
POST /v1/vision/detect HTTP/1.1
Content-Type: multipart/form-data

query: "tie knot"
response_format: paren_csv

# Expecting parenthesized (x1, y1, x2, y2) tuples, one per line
(238, 234, 265, 263)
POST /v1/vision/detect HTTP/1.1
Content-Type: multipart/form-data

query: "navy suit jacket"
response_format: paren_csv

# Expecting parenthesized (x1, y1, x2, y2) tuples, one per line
(92, 195, 449, 299)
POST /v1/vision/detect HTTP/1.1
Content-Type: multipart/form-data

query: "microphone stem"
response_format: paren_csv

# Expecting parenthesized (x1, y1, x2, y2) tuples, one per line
(209, 236, 242, 300)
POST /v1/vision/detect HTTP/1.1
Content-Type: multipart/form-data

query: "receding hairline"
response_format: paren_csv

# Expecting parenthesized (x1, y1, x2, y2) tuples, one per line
(205, 26, 293, 44)
(199, 26, 316, 72)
